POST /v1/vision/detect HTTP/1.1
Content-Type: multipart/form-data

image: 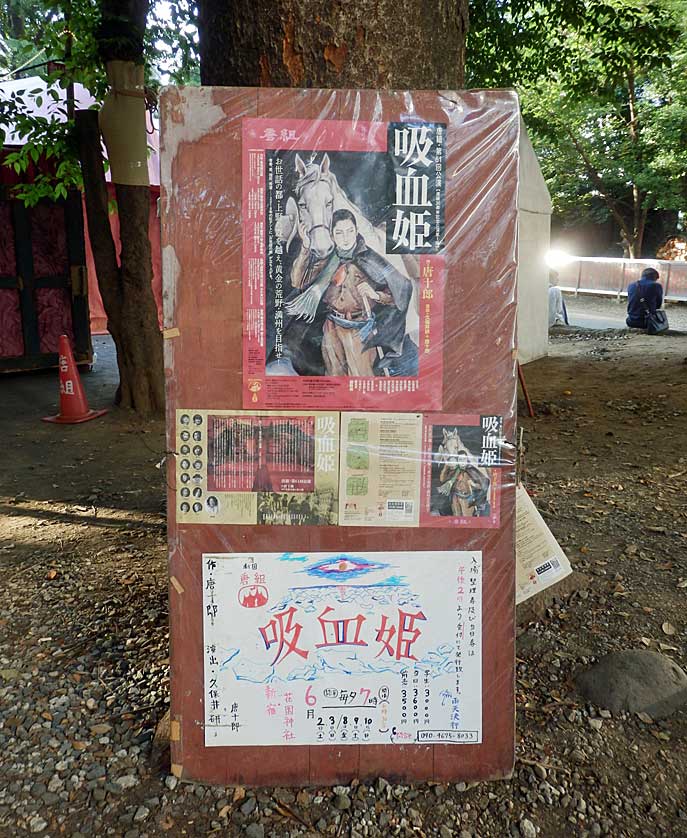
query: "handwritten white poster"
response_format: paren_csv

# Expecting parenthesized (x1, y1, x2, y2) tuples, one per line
(203, 551, 482, 747)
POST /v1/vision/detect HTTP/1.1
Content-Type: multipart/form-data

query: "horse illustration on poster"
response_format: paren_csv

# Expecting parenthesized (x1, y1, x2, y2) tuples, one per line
(436, 428, 491, 518)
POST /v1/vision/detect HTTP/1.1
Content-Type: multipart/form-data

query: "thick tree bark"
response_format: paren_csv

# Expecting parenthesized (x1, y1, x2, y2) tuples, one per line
(198, 0, 469, 89)
(96, 0, 147, 62)
(75, 109, 164, 415)
(114, 183, 165, 412)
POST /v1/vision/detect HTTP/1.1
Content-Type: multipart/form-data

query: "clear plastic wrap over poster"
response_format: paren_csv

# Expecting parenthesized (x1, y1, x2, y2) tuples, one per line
(161, 87, 519, 786)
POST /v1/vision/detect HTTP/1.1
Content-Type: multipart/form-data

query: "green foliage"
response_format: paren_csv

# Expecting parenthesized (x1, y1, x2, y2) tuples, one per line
(1, 85, 87, 206)
(1, 0, 104, 89)
(1, 0, 105, 204)
(3, 0, 683, 254)
(1, 0, 199, 205)
(1, 0, 53, 74)
(523, 85, 637, 221)
(639, 45, 687, 211)
(467, 0, 679, 89)
(146, 0, 199, 86)
(469, 0, 686, 255)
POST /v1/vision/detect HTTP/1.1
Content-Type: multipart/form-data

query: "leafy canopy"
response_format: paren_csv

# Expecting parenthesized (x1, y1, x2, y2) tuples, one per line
(2, 0, 685, 244)
(467, 0, 679, 90)
(468, 0, 685, 253)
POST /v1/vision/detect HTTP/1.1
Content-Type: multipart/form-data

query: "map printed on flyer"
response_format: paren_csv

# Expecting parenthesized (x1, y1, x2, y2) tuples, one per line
(242, 118, 446, 410)
(339, 412, 422, 527)
(175, 410, 339, 525)
(420, 414, 506, 529)
(203, 551, 482, 747)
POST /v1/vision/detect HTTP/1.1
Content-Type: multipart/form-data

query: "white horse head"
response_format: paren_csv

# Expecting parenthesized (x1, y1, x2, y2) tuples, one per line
(290, 153, 337, 259)
(290, 152, 389, 260)
(437, 429, 468, 469)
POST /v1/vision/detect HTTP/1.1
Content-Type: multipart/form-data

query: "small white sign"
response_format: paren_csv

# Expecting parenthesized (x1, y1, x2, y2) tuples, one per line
(516, 484, 572, 604)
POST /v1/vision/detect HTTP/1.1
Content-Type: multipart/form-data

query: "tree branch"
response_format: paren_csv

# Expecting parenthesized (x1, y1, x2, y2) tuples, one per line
(562, 125, 633, 244)
(626, 65, 639, 145)
(626, 67, 646, 256)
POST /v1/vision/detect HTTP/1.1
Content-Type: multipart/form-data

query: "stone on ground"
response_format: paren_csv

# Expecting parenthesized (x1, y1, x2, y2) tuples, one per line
(575, 650, 687, 718)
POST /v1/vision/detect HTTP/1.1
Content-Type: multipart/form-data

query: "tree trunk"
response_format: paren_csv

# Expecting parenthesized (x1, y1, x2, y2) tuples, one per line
(75, 109, 165, 415)
(114, 183, 165, 412)
(626, 69, 648, 259)
(198, 0, 469, 89)
(71, 0, 165, 416)
(7, 0, 25, 39)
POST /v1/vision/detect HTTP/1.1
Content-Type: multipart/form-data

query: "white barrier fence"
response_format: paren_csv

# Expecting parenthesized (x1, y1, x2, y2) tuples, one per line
(556, 258, 687, 302)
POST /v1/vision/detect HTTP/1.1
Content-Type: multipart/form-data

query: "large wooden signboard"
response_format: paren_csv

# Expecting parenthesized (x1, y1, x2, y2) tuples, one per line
(161, 87, 519, 786)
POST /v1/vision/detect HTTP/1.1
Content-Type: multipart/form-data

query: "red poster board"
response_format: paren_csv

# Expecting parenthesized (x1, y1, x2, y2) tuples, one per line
(161, 87, 519, 786)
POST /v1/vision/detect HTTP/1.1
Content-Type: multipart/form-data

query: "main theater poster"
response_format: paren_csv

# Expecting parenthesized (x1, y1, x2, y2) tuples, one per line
(242, 118, 445, 410)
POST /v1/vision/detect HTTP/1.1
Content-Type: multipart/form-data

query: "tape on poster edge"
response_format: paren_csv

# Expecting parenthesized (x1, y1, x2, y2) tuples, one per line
(170, 720, 181, 741)
(171, 763, 183, 778)
(163, 327, 181, 339)
(170, 575, 185, 594)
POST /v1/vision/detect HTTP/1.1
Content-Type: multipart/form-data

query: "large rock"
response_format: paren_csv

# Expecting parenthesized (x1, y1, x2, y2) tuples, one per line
(575, 650, 687, 719)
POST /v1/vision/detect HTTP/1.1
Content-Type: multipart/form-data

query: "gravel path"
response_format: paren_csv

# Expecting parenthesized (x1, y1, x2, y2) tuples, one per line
(1, 329, 686, 836)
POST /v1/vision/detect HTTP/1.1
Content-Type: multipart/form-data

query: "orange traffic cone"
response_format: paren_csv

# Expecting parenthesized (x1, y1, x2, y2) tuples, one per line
(43, 335, 108, 424)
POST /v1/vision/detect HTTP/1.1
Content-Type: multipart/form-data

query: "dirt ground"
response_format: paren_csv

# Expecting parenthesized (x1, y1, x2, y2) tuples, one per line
(0, 327, 686, 837)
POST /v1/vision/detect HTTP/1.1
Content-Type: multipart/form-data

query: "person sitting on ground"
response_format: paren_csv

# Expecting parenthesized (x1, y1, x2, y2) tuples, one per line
(626, 267, 663, 329)
(548, 270, 569, 327)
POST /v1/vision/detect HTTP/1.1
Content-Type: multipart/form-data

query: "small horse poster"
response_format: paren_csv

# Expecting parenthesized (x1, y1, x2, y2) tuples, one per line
(337, 411, 506, 529)
(420, 414, 505, 528)
(241, 118, 446, 410)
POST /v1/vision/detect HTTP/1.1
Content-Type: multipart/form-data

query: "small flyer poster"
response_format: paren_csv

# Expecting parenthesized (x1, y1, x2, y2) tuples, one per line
(338, 412, 506, 529)
(242, 118, 445, 411)
(420, 414, 505, 529)
(515, 484, 572, 604)
(338, 412, 423, 527)
(175, 410, 339, 525)
(203, 551, 482, 747)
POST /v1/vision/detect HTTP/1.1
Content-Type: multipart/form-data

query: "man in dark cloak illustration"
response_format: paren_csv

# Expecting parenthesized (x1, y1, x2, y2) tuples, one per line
(435, 429, 491, 518)
(284, 209, 415, 377)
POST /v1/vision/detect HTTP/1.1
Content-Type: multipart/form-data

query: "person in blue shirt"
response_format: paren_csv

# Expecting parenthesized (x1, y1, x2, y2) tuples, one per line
(626, 268, 663, 329)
